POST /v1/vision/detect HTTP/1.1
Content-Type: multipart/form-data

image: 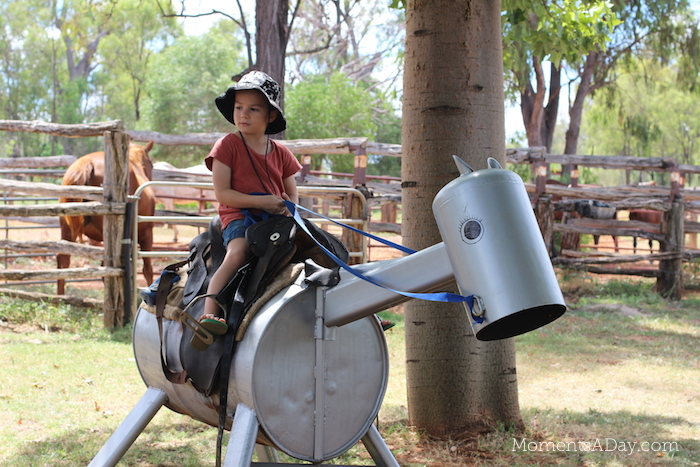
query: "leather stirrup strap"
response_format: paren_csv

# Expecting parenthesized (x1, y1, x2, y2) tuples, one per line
(215, 269, 251, 467)
(156, 260, 189, 385)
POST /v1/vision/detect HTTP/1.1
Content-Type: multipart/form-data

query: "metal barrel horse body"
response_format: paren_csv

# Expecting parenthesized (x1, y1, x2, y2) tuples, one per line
(432, 157, 566, 340)
(130, 156, 566, 464)
(132, 275, 389, 463)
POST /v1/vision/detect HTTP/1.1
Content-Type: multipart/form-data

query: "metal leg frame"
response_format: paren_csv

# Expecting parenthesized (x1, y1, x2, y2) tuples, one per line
(223, 406, 399, 467)
(224, 403, 260, 467)
(362, 424, 401, 467)
(88, 387, 168, 467)
(254, 445, 280, 463)
(89, 395, 396, 467)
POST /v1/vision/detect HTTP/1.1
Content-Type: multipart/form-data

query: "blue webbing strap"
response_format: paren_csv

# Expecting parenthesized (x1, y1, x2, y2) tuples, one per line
(285, 201, 476, 307)
(292, 203, 418, 255)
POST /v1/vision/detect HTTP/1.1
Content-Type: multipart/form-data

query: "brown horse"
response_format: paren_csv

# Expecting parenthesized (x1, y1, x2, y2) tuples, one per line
(628, 209, 662, 254)
(57, 141, 156, 295)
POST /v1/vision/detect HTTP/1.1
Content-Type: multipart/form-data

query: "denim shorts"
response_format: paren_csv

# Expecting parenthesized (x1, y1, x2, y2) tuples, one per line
(222, 219, 247, 246)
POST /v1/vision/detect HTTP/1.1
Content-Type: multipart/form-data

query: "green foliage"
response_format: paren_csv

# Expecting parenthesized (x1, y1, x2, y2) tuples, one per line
(502, 0, 619, 89)
(0, 0, 58, 156)
(370, 107, 402, 177)
(0, 0, 181, 158)
(141, 20, 246, 166)
(581, 57, 700, 170)
(503, 0, 620, 66)
(286, 72, 378, 140)
(286, 72, 380, 173)
(93, 0, 182, 127)
(502, 0, 700, 158)
(507, 163, 531, 183)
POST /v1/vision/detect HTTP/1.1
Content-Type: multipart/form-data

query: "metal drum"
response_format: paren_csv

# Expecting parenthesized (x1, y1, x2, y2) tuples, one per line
(132, 275, 389, 463)
(432, 157, 566, 340)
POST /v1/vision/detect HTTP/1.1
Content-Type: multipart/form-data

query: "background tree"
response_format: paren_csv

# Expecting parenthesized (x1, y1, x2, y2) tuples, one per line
(0, 0, 179, 158)
(285, 72, 378, 172)
(503, 0, 699, 175)
(502, 0, 619, 152)
(285, 1, 404, 175)
(287, 0, 404, 82)
(141, 20, 246, 166)
(581, 57, 700, 185)
(94, 0, 181, 125)
(285, 71, 401, 176)
(401, 0, 521, 436)
(0, 0, 55, 157)
(161, 0, 300, 126)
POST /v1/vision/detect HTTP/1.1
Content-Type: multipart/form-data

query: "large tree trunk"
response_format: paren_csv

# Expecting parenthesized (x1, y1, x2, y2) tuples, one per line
(402, 0, 523, 437)
(256, 0, 289, 138)
(256, 0, 288, 96)
(520, 57, 561, 152)
(564, 51, 598, 156)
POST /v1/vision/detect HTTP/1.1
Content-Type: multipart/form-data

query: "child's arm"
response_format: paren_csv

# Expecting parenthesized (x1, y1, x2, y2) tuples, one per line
(282, 174, 299, 204)
(211, 159, 290, 215)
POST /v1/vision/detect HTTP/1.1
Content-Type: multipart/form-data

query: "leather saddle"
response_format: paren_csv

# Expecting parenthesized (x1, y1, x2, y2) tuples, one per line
(170, 215, 348, 395)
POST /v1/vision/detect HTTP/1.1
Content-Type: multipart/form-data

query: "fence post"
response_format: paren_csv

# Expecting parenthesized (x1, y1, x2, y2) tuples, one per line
(103, 127, 129, 327)
(657, 196, 684, 299)
(352, 145, 367, 186)
(300, 154, 312, 183)
(533, 160, 547, 203)
(534, 194, 554, 257)
(343, 192, 366, 265)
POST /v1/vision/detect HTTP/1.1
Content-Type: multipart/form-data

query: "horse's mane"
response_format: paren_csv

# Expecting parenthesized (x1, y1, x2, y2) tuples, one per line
(129, 141, 154, 180)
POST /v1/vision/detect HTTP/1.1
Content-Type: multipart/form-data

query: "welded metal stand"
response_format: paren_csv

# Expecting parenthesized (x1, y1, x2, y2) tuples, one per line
(89, 395, 398, 467)
(361, 424, 401, 467)
(89, 387, 168, 467)
(224, 403, 400, 467)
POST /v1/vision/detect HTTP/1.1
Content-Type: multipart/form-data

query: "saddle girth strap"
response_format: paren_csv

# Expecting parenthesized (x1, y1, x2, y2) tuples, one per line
(155, 260, 189, 385)
(215, 270, 251, 467)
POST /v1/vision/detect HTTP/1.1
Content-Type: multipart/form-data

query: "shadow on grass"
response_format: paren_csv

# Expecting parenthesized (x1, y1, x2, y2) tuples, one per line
(517, 407, 700, 465)
(4, 420, 222, 467)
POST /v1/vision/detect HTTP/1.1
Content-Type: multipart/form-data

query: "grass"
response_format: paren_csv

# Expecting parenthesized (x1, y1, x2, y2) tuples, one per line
(0, 275, 699, 466)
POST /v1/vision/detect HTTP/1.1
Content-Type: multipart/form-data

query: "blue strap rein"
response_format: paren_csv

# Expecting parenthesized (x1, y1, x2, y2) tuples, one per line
(283, 200, 477, 314)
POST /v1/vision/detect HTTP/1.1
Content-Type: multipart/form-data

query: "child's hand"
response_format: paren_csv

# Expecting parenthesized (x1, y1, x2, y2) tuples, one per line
(258, 194, 290, 216)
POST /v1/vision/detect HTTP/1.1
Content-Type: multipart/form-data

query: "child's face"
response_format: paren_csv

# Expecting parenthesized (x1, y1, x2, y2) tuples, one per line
(233, 90, 277, 136)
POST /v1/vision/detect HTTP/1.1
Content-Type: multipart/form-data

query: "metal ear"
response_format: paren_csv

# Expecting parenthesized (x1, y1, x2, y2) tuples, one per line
(452, 155, 474, 175)
(487, 158, 502, 169)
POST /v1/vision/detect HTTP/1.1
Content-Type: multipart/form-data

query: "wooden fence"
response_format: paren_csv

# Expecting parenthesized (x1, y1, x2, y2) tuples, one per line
(0, 120, 131, 327)
(0, 121, 407, 328)
(517, 148, 700, 299)
(3, 121, 700, 323)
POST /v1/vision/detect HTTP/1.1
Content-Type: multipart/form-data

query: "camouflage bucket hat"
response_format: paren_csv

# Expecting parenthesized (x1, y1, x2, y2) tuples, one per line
(215, 71, 286, 134)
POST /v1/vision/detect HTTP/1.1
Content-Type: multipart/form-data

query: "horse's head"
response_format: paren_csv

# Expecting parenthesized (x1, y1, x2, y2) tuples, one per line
(128, 141, 154, 180)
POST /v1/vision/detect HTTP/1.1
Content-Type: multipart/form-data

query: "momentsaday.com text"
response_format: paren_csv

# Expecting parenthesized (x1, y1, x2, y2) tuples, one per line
(513, 438, 679, 455)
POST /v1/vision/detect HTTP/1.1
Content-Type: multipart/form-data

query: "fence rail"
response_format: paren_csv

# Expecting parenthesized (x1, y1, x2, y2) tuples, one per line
(5, 120, 700, 318)
(1, 120, 130, 326)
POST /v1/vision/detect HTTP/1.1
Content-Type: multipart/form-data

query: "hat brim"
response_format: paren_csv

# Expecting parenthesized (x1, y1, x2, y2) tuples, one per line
(215, 86, 286, 134)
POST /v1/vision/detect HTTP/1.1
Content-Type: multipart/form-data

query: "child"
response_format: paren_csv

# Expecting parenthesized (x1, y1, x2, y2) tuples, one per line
(193, 71, 302, 350)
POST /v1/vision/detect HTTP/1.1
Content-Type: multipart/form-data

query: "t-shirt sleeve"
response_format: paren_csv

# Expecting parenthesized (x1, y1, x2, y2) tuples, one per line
(279, 144, 302, 178)
(205, 136, 235, 171)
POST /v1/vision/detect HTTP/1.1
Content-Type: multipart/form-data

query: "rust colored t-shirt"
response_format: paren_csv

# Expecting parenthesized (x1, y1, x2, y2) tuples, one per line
(205, 133, 301, 228)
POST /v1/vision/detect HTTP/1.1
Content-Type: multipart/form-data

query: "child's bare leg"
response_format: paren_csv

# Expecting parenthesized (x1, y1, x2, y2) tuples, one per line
(191, 238, 249, 350)
(203, 237, 249, 320)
